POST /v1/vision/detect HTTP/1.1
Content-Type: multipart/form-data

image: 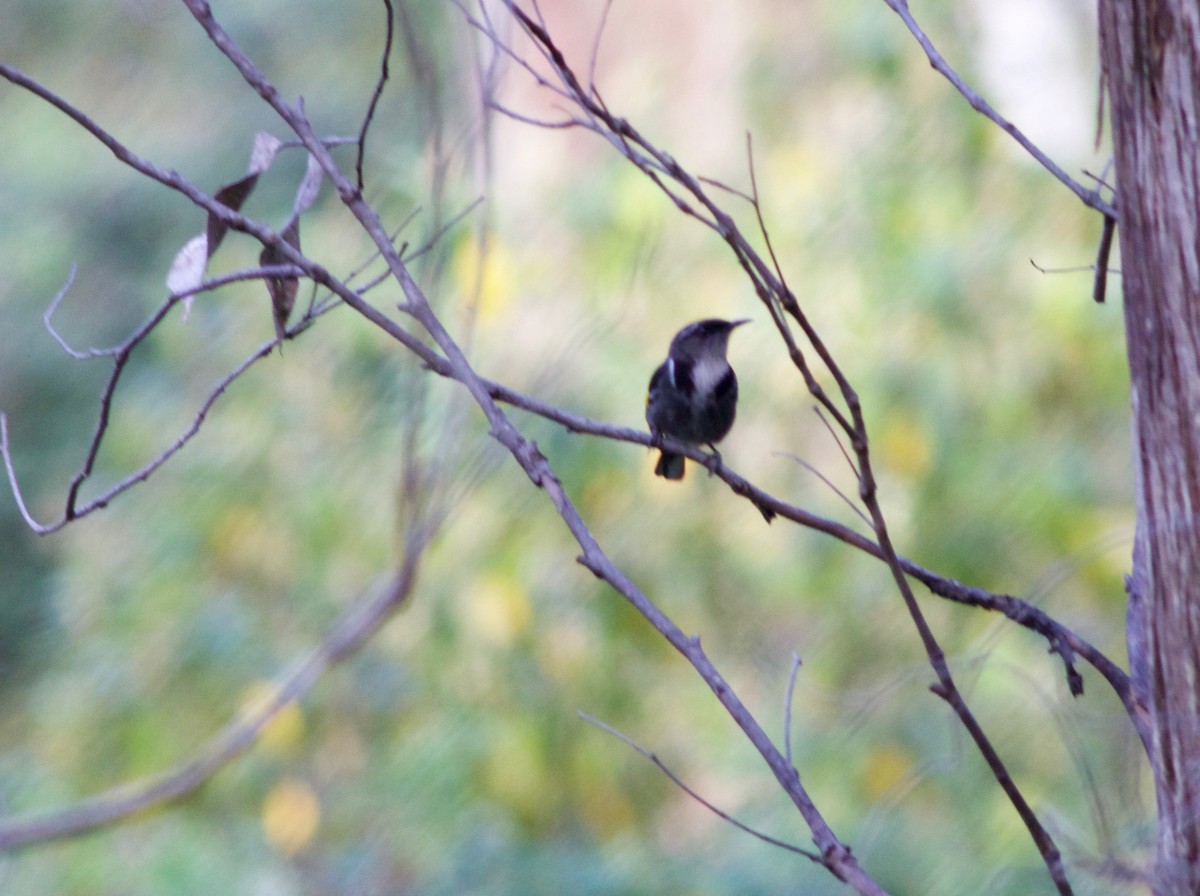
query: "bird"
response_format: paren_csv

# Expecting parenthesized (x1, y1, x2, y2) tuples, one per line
(646, 318, 749, 480)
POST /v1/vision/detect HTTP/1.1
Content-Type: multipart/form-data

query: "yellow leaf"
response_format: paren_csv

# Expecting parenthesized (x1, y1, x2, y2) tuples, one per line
(262, 778, 320, 855)
(877, 417, 932, 479)
(452, 237, 515, 319)
(466, 574, 532, 647)
(861, 744, 914, 802)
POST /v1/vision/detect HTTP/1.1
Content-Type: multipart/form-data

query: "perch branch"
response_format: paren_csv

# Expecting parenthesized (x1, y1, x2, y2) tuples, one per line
(485, 7, 1086, 891)
(180, 7, 888, 890)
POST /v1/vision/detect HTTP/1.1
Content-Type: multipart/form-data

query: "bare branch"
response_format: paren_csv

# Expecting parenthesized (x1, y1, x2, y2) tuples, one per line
(743, 133, 790, 294)
(848, 375, 1078, 894)
(457, 0, 577, 106)
(480, 7, 1094, 891)
(713, 459, 1132, 714)
(4, 261, 320, 533)
(2, 11, 472, 847)
(3, 7, 1132, 890)
(482, 100, 584, 130)
(281, 136, 360, 150)
(0, 62, 299, 241)
(879, 0, 1116, 219)
(812, 404, 862, 482)
(1028, 243, 1121, 307)
(171, 8, 892, 891)
(53, 336, 279, 533)
(45, 264, 300, 361)
(0, 544, 424, 850)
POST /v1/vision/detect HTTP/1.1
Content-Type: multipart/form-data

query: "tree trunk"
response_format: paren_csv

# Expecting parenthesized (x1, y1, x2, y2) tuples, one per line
(1098, 1, 1200, 893)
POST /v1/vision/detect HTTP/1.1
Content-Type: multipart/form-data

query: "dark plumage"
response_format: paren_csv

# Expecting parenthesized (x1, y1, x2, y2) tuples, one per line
(646, 318, 748, 479)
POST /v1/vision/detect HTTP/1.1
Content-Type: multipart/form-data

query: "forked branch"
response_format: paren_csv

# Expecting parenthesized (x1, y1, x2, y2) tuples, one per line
(175, 3, 887, 890)
(478, 5, 1109, 893)
(0, 5, 1131, 892)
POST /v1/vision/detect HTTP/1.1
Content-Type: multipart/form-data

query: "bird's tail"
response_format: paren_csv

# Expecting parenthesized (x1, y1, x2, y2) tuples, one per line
(655, 451, 686, 480)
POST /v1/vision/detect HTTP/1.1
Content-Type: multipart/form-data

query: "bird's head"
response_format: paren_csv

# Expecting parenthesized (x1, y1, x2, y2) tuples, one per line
(669, 318, 750, 361)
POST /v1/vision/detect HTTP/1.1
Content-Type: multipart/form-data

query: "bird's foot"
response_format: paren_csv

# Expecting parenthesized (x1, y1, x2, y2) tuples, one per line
(704, 444, 723, 477)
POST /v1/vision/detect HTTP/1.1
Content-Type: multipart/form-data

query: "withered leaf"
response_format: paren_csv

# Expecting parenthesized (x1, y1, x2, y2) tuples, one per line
(165, 233, 209, 320)
(261, 219, 301, 342)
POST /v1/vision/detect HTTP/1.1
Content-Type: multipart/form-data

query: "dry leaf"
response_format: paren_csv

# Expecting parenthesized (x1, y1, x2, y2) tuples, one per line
(291, 153, 323, 218)
(165, 233, 209, 321)
(261, 219, 301, 341)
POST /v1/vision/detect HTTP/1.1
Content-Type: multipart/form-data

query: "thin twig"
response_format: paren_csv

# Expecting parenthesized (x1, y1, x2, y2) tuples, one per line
(778, 452, 873, 529)
(47, 264, 301, 360)
(783, 653, 803, 768)
(281, 135, 360, 150)
(813, 405, 862, 481)
(356, 0, 395, 192)
(579, 712, 821, 862)
(586, 0, 615, 96)
(1029, 259, 1116, 276)
(67, 337, 279, 529)
(458, 0, 575, 106)
(1083, 162, 1116, 193)
(0, 415, 49, 534)
(745, 133, 790, 295)
(41, 267, 83, 358)
(1093, 214, 1117, 304)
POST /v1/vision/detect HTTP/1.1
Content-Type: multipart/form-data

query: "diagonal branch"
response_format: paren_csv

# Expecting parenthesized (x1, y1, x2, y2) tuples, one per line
(62, 0, 1139, 772)
(1, 8, 1131, 891)
(0, 544, 424, 851)
(482, 6, 1089, 892)
(2, 335, 272, 535)
(179, 6, 889, 892)
(0, 44, 1131, 735)
(3, 265, 324, 535)
(879, 0, 1116, 219)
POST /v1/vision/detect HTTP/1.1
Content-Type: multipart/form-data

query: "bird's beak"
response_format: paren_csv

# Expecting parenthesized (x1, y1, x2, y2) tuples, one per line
(729, 318, 751, 329)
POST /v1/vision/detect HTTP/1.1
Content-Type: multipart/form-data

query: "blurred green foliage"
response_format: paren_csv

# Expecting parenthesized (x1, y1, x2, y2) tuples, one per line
(0, 0, 1143, 894)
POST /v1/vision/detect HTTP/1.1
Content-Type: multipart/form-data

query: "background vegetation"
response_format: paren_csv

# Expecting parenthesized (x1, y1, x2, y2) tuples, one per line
(0, 1, 1141, 893)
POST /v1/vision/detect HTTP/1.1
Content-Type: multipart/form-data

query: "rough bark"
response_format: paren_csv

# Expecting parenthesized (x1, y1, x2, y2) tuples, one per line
(1098, 1, 1200, 892)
